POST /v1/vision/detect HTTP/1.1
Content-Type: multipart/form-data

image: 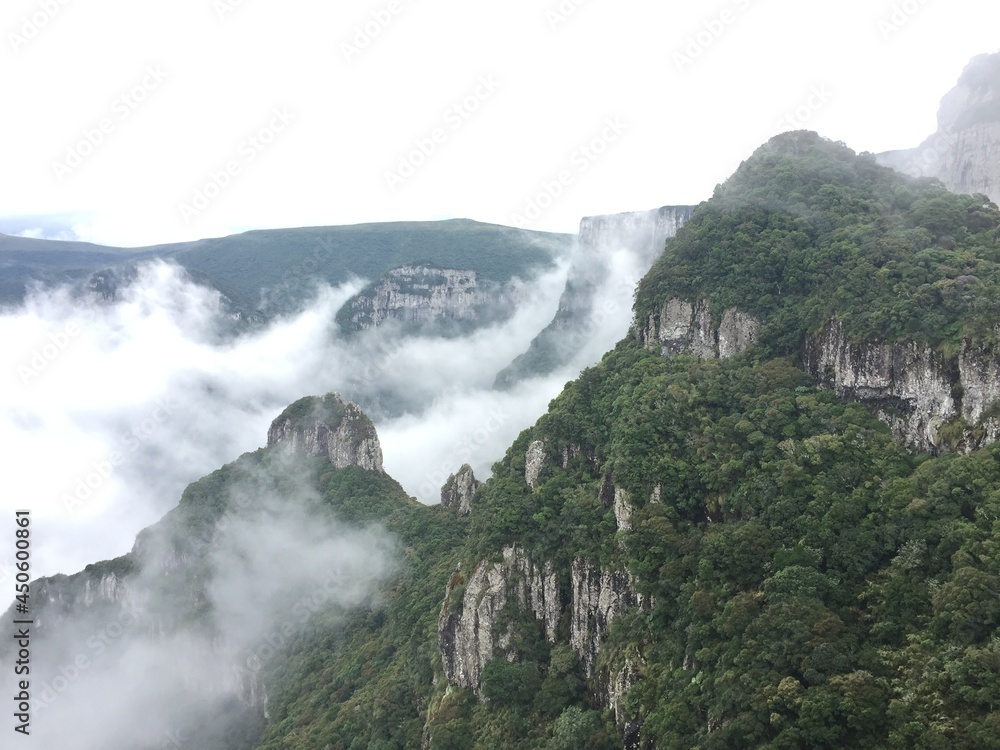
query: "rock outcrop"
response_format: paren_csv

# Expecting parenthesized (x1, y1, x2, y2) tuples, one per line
(12, 392, 394, 736)
(340, 265, 520, 333)
(438, 546, 560, 695)
(613, 487, 633, 532)
(525, 440, 546, 489)
(876, 52, 1000, 205)
(804, 321, 1000, 452)
(438, 544, 645, 713)
(569, 559, 644, 677)
(267, 392, 384, 472)
(638, 297, 761, 359)
(495, 206, 695, 387)
(440, 464, 480, 516)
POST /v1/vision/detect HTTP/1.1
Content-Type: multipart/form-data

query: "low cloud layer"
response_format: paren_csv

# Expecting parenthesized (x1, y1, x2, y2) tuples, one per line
(0, 225, 657, 747)
(0, 258, 565, 581)
(0, 228, 650, 585)
(2, 451, 397, 749)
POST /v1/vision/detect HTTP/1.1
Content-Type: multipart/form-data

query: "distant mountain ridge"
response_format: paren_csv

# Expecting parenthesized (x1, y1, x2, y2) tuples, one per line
(0, 219, 569, 322)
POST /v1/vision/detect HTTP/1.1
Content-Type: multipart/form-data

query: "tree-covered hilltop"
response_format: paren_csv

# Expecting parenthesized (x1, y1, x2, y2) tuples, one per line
(636, 130, 1000, 354)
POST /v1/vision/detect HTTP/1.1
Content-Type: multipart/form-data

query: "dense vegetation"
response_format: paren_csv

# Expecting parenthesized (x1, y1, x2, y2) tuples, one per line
(481, 342, 1000, 748)
(15, 132, 1000, 748)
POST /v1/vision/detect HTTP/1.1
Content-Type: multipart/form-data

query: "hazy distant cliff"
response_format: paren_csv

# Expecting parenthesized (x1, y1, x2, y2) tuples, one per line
(877, 51, 1000, 204)
(337, 265, 523, 335)
(495, 205, 694, 387)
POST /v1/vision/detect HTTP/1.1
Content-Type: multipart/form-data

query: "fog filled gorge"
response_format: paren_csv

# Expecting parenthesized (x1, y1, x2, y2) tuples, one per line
(0, 222, 655, 584)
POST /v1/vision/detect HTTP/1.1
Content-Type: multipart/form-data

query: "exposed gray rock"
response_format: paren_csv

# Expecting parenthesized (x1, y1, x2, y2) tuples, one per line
(342, 265, 521, 333)
(569, 559, 644, 677)
(641, 296, 761, 360)
(718, 308, 761, 357)
(613, 487, 633, 532)
(657, 298, 694, 355)
(525, 440, 546, 489)
(267, 392, 384, 472)
(437, 545, 644, 714)
(437, 546, 560, 695)
(560, 443, 583, 468)
(805, 321, 1000, 451)
(441, 464, 480, 516)
(608, 651, 643, 730)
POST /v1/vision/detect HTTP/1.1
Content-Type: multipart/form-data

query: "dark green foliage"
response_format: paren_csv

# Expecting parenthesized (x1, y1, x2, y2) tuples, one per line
(482, 659, 541, 706)
(21, 131, 1000, 750)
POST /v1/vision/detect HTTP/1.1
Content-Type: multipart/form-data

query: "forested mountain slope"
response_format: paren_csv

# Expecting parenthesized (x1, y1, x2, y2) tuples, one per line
(11, 132, 1000, 750)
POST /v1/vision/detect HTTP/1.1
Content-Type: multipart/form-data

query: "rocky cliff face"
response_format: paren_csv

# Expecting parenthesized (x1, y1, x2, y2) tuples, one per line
(438, 546, 643, 699)
(340, 265, 520, 333)
(569, 559, 644, 678)
(638, 293, 1000, 451)
(438, 546, 561, 695)
(804, 321, 1000, 452)
(267, 392, 384, 471)
(577, 206, 694, 269)
(437, 442, 649, 725)
(637, 296, 761, 360)
(495, 206, 695, 387)
(876, 52, 1000, 204)
(440, 464, 480, 516)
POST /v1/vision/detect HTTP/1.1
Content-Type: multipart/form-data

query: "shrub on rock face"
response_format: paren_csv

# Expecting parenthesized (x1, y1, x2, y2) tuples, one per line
(481, 659, 541, 707)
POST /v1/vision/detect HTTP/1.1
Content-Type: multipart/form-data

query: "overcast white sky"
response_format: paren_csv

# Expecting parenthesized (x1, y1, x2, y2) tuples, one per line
(1, 0, 998, 246)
